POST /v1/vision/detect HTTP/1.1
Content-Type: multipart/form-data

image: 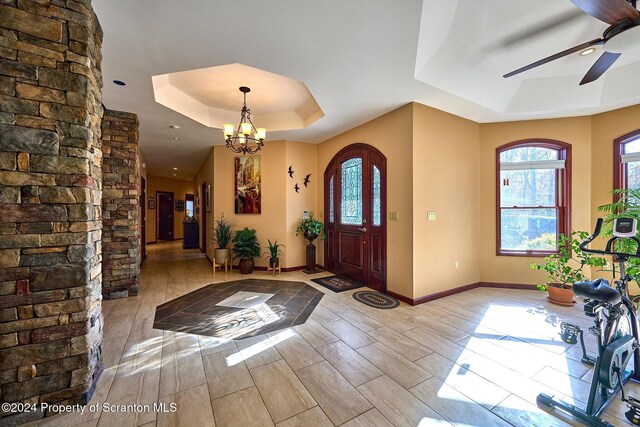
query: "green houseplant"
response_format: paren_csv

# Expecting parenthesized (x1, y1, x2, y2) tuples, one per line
(530, 231, 606, 305)
(296, 216, 325, 242)
(213, 217, 235, 265)
(296, 216, 325, 273)
(263, 239, 285, 268)
(232, 227, 261, 274)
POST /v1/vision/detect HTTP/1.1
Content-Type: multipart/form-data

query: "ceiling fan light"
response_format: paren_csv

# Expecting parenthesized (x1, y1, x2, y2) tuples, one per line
(580, 47, 596, 56)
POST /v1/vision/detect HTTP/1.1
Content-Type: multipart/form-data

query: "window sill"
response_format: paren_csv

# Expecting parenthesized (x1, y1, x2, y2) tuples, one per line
(497, 250, 558, 258)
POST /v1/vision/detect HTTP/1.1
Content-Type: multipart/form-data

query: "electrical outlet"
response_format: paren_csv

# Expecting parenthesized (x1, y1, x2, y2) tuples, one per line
(427, 211, 436, 221)
(454, 261, 459, 269)
(389, 212, 398, 221)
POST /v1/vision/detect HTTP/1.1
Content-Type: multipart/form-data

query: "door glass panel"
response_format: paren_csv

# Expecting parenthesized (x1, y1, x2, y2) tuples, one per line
(341, 158, 363, 225)
(373, 165, 381, 226)
(329, 175, 335, 223)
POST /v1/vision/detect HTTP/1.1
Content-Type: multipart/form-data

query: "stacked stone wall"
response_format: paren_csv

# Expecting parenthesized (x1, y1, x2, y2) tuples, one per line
(101, 109, 140, 299)
(0, 1, 104, 423)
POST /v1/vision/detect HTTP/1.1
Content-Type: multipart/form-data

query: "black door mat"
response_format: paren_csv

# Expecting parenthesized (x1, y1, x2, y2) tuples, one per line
(311, 275, 364, 293)
(352, 291, 400, 309)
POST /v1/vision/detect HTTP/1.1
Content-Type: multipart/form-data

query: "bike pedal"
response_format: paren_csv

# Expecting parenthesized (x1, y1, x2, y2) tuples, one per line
(625, 406, 640, 424)
(560, 322, 579, 345)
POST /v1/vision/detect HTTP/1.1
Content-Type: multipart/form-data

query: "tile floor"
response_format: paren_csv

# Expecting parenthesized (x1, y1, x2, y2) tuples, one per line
(26, 241, 640, 426)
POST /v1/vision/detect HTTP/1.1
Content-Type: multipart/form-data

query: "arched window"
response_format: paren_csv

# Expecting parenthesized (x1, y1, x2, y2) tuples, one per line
(496, 140, 571, 256)
(614, 130, 640, 191)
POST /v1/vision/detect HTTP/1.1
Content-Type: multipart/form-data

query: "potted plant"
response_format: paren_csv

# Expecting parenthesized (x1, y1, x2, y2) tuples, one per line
(530, 231, 606, 306)
(232, 227, 261, 274)
(213, 216, 235, 266)
(296, 216, 325, 273)
(263, 239, 285, 268)
(296, 216, 325, 241)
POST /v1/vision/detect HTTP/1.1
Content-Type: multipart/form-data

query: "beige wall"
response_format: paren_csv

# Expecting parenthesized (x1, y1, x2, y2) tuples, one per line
(212, 141, 288, 268)
(412, 103, 481, 296)
(147, 175, 195, 243)
(285, 141, 318, 268)
(194, 147, 215, 259)
(317, 104, 414, 298)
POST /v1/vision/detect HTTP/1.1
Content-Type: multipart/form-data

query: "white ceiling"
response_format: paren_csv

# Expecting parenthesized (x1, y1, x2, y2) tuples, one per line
(93, 0, 640, 180)
(152, 63, 323, 131)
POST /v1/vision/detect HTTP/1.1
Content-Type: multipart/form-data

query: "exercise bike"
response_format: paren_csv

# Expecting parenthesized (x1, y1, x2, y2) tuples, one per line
(537, 217, 640, 426)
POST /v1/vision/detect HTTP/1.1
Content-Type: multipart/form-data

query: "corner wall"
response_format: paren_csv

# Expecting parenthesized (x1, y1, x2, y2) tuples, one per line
(0, 1, 104, 422)
(412, 103, 481, 297)
(194, 147, 214, 259)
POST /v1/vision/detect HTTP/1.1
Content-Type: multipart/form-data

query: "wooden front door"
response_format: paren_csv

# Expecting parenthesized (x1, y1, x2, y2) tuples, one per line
(140, 176, 146, 263)
(201, 182, 207, 253)
(157, 191, 174, 241)
(324, 144, 387, 291)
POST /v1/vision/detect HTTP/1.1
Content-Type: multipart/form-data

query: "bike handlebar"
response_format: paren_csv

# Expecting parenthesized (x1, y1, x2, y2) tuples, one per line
(580, 218, 640, 258)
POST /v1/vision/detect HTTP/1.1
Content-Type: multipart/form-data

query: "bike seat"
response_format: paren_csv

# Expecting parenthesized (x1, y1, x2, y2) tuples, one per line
(573, 278, 621, 304)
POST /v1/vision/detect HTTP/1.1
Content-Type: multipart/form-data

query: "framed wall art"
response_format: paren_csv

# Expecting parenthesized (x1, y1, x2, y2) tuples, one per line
(206, 184, 211, 213)
(235, 155, 261, 214)
(175, 200, 184, 211)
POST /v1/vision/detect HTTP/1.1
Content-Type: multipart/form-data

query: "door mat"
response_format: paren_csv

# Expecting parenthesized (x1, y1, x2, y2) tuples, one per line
(311, 275, 364, 293)
(352, 291, 400, 309)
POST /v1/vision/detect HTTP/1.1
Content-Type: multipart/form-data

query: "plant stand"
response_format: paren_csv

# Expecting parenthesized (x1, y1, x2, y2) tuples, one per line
(304, 240, 320, 274)
(267, 263, 281, 276)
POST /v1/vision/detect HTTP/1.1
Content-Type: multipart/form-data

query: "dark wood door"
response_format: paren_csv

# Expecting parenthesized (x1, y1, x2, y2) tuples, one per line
(157, 192, 174, 241)
(140, 176, 146, 263)
(201, 182, 207, 253)
(324, 144, 386, 291)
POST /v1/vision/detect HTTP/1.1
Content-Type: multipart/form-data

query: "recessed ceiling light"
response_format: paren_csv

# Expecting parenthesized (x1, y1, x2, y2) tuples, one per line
(112, 80, 126, 86)
(173, 137, 182, 141)
(173, 167, 177, 170)
(580, 48, 596, 56)
(170, 125, 180, 129)
(173, 173, 176, 176)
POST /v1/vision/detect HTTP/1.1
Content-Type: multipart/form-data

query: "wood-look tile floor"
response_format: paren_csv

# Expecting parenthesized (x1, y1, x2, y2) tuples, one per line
(28, 241, 639, 427)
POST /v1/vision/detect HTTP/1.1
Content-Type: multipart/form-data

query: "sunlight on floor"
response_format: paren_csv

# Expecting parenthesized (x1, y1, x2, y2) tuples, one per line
(226, 329, 295, 367)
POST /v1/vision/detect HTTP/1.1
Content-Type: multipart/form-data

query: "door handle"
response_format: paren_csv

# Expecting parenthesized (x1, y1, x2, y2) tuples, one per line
(358, 227, 367, 232)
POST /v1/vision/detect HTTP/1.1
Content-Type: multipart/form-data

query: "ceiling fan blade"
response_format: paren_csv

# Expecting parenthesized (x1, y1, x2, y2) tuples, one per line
(571, 0, 639, 25)
(579, 51, 621, 84)
(503, 38, 603, 78)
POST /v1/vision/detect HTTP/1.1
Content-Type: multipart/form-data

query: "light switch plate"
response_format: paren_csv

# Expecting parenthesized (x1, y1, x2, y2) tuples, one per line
(389, 212, 398, 221)
(427, 211, 436, 221)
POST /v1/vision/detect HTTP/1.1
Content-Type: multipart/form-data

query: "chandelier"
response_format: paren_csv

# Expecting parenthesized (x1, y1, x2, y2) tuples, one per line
(223, 86, 266, 155)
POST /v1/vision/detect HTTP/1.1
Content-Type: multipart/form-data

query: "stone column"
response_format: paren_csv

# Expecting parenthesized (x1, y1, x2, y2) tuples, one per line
(0, 1, 104, 424)
(101, 109, 140, 299)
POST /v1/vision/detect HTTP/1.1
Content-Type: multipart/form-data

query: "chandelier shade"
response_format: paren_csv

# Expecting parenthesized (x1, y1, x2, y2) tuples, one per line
(223, 86, 266, 155)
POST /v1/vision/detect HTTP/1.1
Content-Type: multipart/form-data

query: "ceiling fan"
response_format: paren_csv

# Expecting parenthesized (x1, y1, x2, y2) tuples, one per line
(504, 0, 640, 85)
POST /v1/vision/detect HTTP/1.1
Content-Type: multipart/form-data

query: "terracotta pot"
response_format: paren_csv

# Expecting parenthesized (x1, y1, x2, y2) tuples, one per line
(239, 258, 255, 274)
(547, 284, 575, 306)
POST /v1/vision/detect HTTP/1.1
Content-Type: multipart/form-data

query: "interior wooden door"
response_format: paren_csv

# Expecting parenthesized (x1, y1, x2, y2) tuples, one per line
(324, 144, 386, 291)
(157, 192, 174, 241)
(140, 176, 146, 263)
(201, 182, 207, 253)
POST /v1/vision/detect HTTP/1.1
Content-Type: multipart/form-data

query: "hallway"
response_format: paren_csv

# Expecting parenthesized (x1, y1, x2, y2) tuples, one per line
(25, 242, 637, 427)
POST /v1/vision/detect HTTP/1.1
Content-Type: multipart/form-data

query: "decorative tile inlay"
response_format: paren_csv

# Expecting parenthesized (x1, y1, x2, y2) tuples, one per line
(153, 279, 323, 340)
(216, 291, 276, 309)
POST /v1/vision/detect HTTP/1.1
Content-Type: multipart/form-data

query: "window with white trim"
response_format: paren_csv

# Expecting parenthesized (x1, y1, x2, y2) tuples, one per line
(497, 141, 570, 255)
(615, 131, 640, 191)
